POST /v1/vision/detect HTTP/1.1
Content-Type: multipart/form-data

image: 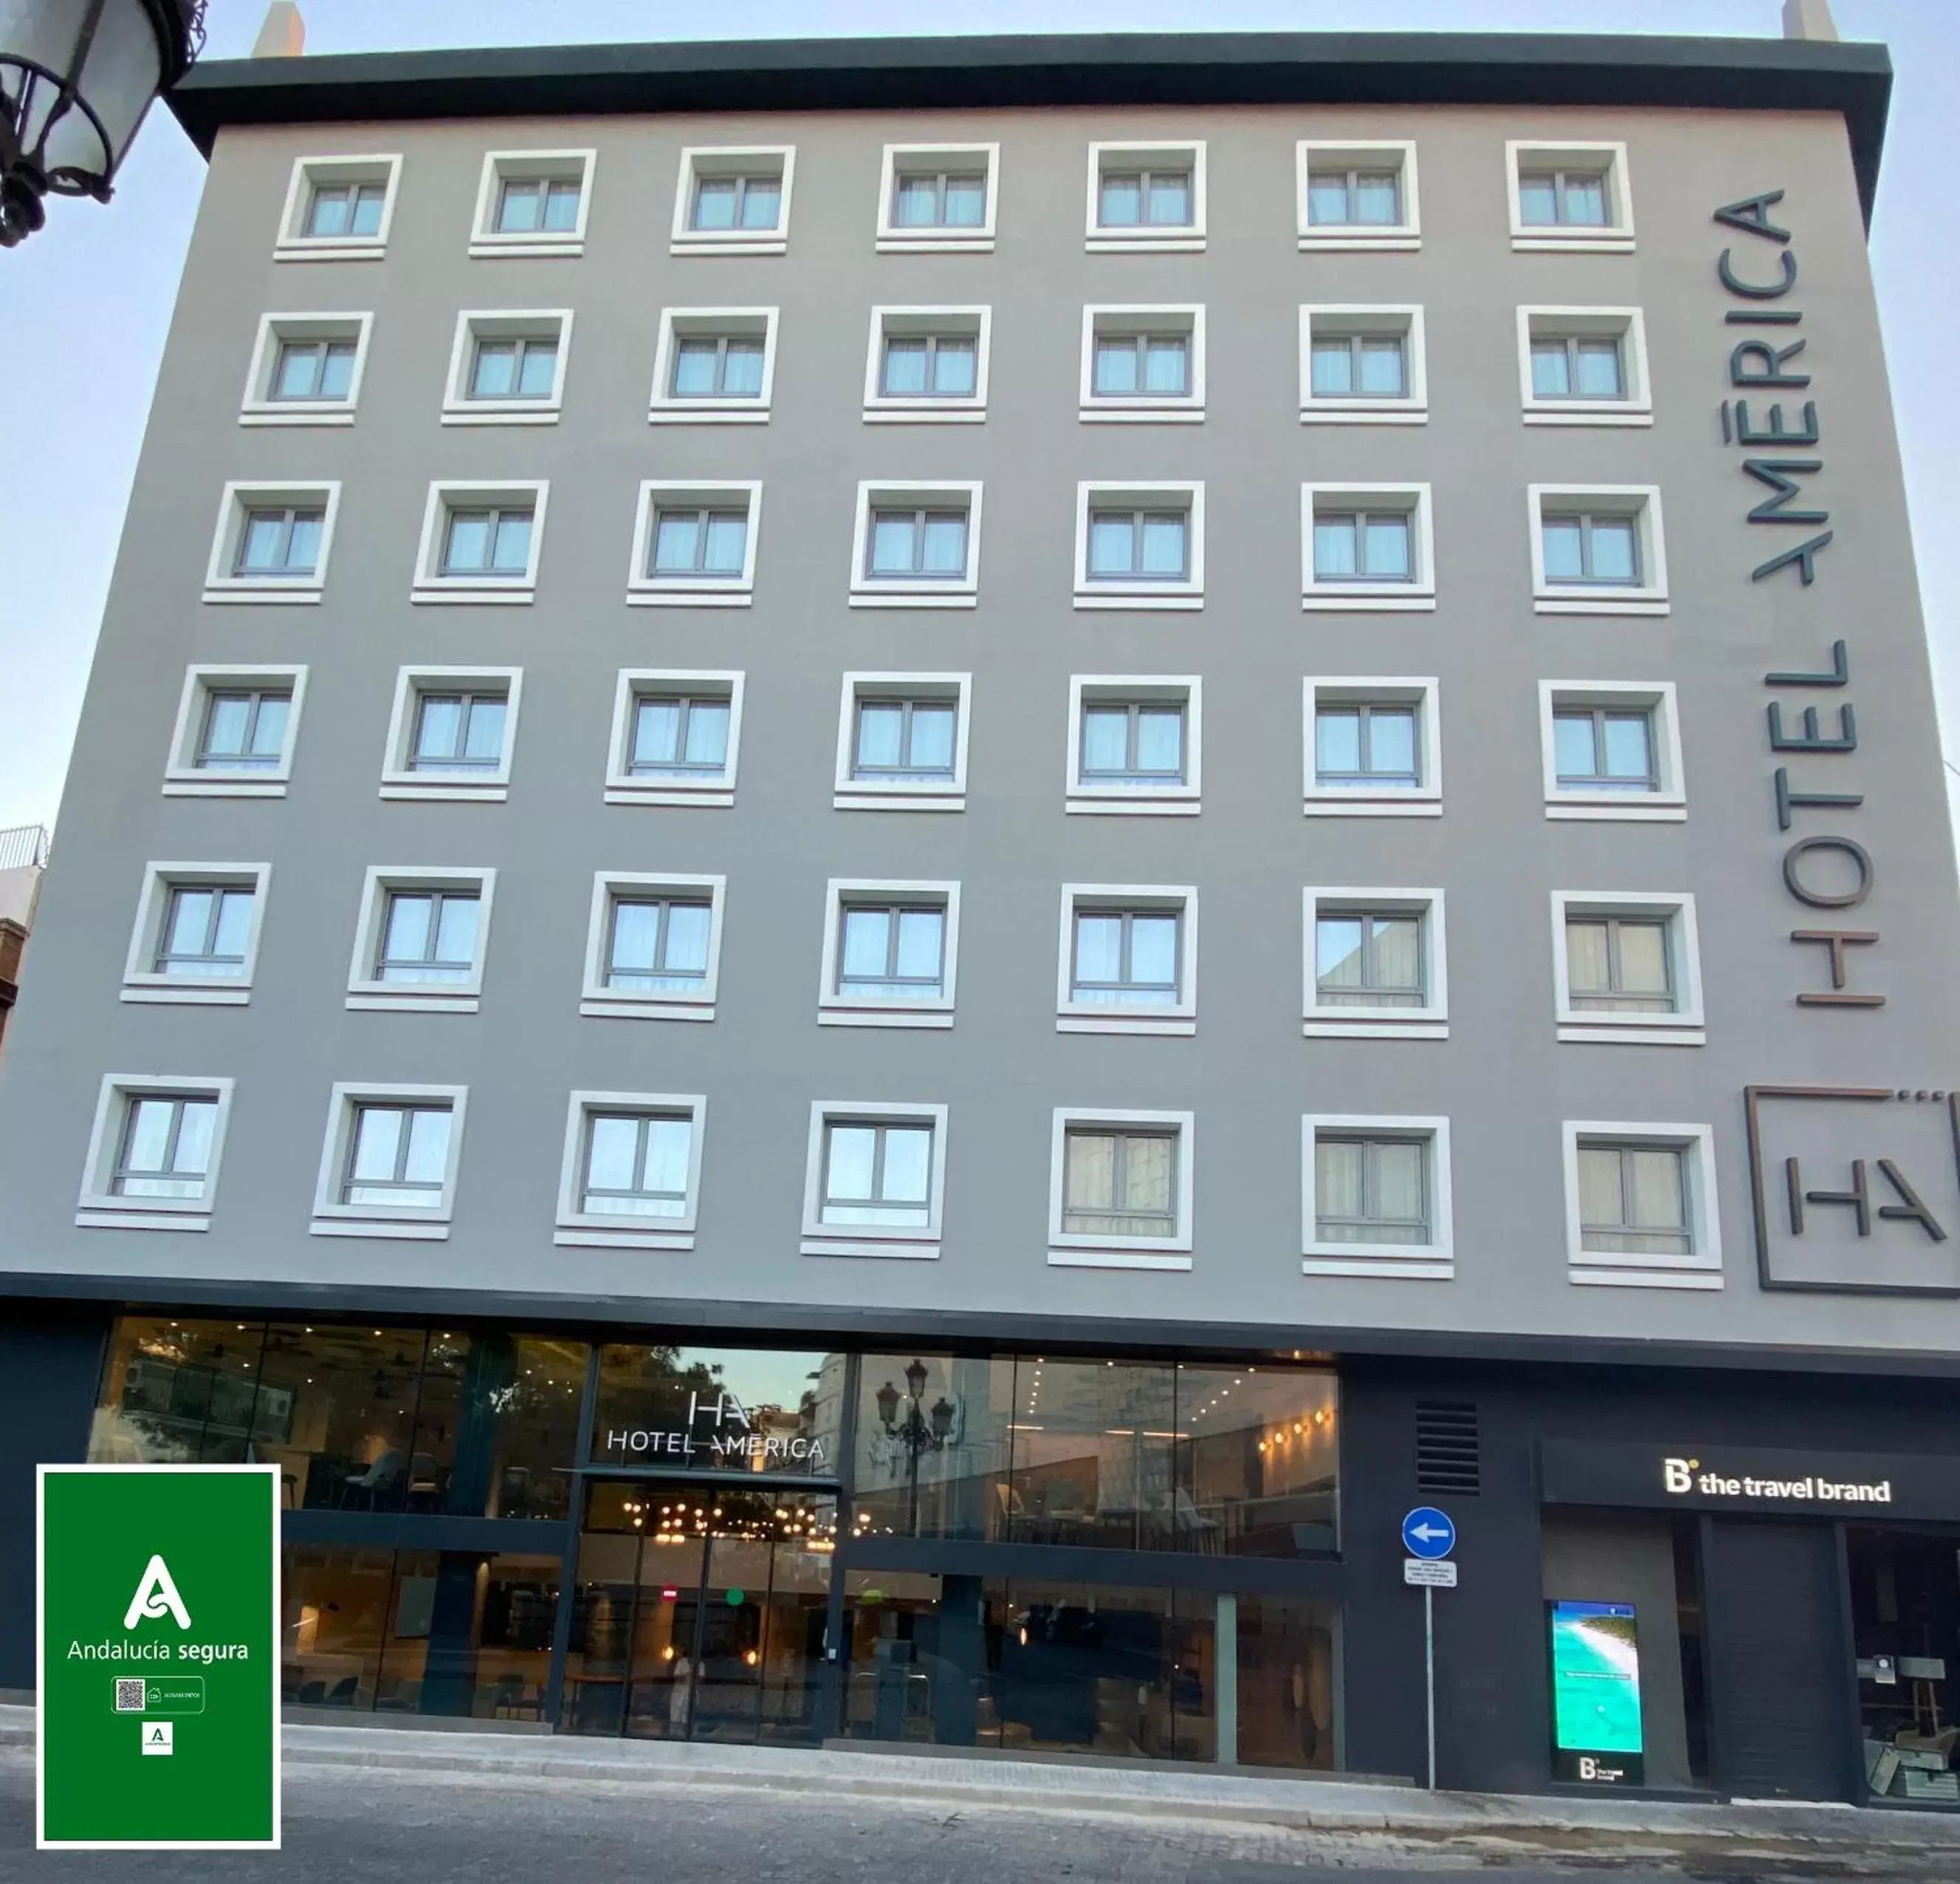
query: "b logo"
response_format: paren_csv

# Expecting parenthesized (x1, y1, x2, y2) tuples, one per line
(1662, 1457, 1698, 1494)
(1579, 1756, 1599, 1780)
(123, 1555, 191, 1631)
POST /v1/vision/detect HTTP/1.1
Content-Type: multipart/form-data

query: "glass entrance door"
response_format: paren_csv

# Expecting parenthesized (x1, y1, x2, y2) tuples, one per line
(566, 1480, 835, 1744)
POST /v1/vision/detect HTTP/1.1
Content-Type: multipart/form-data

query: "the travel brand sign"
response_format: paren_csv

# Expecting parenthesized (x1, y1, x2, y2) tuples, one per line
(1539, 1442, 1960, 1523)
(602, 1388, 829, 1469)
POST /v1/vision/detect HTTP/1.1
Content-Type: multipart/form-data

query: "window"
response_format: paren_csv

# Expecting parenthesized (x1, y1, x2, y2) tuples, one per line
(801, 1103, 949, 1258)
(820, 881, 961, 1027)
(651, 308, 778, 422)
(1530, 486, 1667, 613)
(1068, 677, 1200, 814)
(580, 873, 726, 1021)
(555, 1093, 706, 1250)
(1517, 308, 1651, 424)
(1302, 1117, 1452, 1278)
(1562, 1124, 1721, 1288)
(628, 481, 760, 604)
(78, 1077, 235, 1230)
(413, 482, 547, 602)
(1075, 482, 1203, 608)
(1058, 887, 1196, 1034)
(1552, 894, 1704, 1043)
(849, 483, 981, 606)
(1296, 142, 1420, 250)
(1079, 307, 1204, 422)
(1540, 683, 1684, 819)
(876, 144, 998, 251)
(1301, 486, 1434, 610)
(348, 868, 495, 1012)
(163, 667, 306, 797)
(864, 308, 991, 422)
(276, 155, 401, 259)
(241, 314, 371, 424)
(379, 667, 520, 802)
(204, 482, 340, 602)
(672, 147, 794, 255)
(1048, 1110, 1194, 1269)
(1299, 307, 1426, 424)
(1508, 142, 1634, 252)
(312, 1086, 466, 1237)
(122, 866, 268, 1005)
(605, 670, 743, 807)
(1304, 679, 1442, 816)
(833, 673, 972, 810)
(470, 149, 594, 255)
(1303, 889, 1448, 1038)
(442, 312, 571, 424)
(1086, 142, 1205, 250)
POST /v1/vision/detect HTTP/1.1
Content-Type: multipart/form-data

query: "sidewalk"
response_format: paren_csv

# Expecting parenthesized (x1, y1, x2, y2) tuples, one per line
(5, 1704, 1957, 1858)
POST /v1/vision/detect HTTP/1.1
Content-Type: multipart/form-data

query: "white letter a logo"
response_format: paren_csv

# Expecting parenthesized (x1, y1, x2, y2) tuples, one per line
(123, 1555, 192, 1631)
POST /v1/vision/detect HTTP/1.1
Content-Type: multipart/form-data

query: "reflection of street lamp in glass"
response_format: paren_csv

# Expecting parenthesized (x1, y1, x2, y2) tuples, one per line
(876, 1359, 954, 1536)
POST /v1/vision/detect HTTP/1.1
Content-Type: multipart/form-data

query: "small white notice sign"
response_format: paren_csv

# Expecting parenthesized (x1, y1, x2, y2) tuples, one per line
(1405, 1558, 1458, 1588)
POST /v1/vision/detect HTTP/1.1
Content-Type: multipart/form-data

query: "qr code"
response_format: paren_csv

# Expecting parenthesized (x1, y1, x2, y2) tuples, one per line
(114, 1679, 146, 1713)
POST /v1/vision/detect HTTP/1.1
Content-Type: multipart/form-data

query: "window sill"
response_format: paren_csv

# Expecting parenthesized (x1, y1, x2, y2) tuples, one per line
(77, 1208, 211, 1233)
(120, 984, 251, 1007)
(1084, 232, 1204, 254)
(1299, 404, 1427, 427)
(1533, 592, 1668, 617)
(467, 236, 583, 259)
(579, 996, 716, 1023)
(1511, 233, 1636, 255)
(1546, 797, 1684, 823)
(627, 584, 754, 609)
(379, 780, 509, 803)
(309, 1217, 452, 1240)
(671, 234, 786, 258)
(203, 582, 323, 606)
(801, 1236, 941, 1259)
(1301, 1247, 1452, 1279)
(819, 1005, 955, 1030)
(864, 406, 988, 425)
(1302, 1017, 1448, 1039)
(1522, 405, 1652, 428)
(1301, 588, 1434, 614)
(554, 1225, 696, 1251)
(1074, 586, 1203, 613)
(1056, 1012, 1195, 1037)
(605, 782, 735, 808)
(833, 789, 965, 814)
(274, 238, 388, 264)
(411, 583, 537, 606)
(1556, 1023, 1706, 1047)
(1047, 1246, 1192, 1271)
(1569, 1259, 1723, 1290)
(239, 406, 357, 428)
(875, 235, 993, 255)
(1303, 794, 1440, 819)
(1297, 232, 1419, 253)
(1067, 794, 1199, 817)
(441, 406, 562, 427)
(162, 777, 289, 799)
(650, 401, 772, 425)
(849, 586, 977, 610)
(1079, 403, 1204, 425)
(345, 991, 481, 1014)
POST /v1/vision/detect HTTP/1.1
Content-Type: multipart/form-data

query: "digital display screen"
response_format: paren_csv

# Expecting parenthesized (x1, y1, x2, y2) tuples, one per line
(1548, 1600, 1645, 1784)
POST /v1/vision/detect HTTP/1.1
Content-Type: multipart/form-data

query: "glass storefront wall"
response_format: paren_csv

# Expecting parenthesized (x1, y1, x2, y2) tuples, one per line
(1849, 1527, 1960, 1803)
(592, 1343, 844, 1477)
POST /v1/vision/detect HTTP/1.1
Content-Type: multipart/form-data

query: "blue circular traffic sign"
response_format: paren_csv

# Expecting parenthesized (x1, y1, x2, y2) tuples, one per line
(1402, 1506, 1456, 1559)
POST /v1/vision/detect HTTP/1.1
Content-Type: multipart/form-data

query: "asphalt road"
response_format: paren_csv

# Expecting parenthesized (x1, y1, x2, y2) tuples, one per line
(0, 1753, 1942, 1881)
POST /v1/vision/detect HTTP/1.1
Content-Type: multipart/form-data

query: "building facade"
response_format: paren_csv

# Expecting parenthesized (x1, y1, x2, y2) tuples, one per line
(2, 25, 1956, 1804)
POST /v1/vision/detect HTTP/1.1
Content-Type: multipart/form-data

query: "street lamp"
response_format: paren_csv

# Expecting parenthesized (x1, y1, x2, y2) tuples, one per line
(876, 1361, 955, 1536)
(1, 0, 204, 248)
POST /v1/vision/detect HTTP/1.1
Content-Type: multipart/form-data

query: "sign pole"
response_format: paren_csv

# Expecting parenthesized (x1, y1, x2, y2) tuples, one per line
(1401, 1505, 1456, 1794)
(1424, 1584, 1436, 1790)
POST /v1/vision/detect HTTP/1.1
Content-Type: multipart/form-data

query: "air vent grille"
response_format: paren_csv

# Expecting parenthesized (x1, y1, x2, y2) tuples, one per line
(1415, 1400, 1480, 1496)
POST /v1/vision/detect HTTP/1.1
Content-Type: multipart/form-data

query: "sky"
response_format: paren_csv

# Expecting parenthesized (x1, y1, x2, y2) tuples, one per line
(1, 0, 1956, 837)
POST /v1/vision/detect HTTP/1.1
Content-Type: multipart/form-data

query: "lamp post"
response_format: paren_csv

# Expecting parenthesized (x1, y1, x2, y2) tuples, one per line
(876, 1359, 954, 1536)
(1, 0, 204, 248)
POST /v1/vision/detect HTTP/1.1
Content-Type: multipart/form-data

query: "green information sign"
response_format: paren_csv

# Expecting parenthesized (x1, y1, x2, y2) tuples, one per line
(38, 1464, 279, 1850)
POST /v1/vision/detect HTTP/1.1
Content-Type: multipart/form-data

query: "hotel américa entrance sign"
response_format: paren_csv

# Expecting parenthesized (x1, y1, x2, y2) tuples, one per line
(38, 1464, 279, 1850)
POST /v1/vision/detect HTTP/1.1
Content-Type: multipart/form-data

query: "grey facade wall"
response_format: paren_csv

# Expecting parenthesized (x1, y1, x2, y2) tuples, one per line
(1, 95, 1954, 1358)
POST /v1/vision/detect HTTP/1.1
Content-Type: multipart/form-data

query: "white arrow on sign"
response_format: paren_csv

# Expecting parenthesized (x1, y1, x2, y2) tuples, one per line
(1409, 1523, 1450, 1544)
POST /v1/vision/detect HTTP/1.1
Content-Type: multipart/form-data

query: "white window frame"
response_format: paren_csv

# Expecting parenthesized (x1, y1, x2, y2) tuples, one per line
(848, 481, 982, 608)
(876, 142, 999, 253)
(1551, 892, 1706, 1046)
(801, 1101, 949, 1259)
(1301, 1115, 1453, 1279)
(346, 866, 497, 1014)
(411, 479, 549, 604)
(1079, 306, 1206, 424)
(1538, 681, 1685, 822)
(833, 672, 972, 812)
(202, 479, 341, 605)
(275, 153, 402, 261)
(627, 479, 763, 606)
(1084, 140, 1206, 252)
(863, 306, 992, 424)
(121, 863, 270, 1007)
(1047, 1107, 1194, 1271)
(1067, 675, 1201, 817)
(1517, 306, 1653, 427)
(1528, 484, 1668, 616)
(580, 871, 727, 1022)
(1299, 306, 1427, 425)
(310, 1082, 467, 1240)
(605, 669, 744, 808)
(1508, 141, 1635, 253)
(1074, 481, 1204, 610)
(1301, 484, 1435, 612)
(441, 310, 573, 426)
(239, 312, 374, 427)
(819, 879, 962, 1029)
(671, 145, 795, 256)
(379, 665, 522, 803)
(554, 1090, 706, 1251)
(1296, 140, 1420, 252)
(1562, 1121, 1722, 1290)
(162, 664, 307, 799)
(650, 306, 780, 424)
(77, 1075, 236, 1232)
(1056, 886, 1197, 1036)
(468, 148, 595, 258)
(1303, 677, 1442, 819)
(1302, 888, 1448, 1039)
